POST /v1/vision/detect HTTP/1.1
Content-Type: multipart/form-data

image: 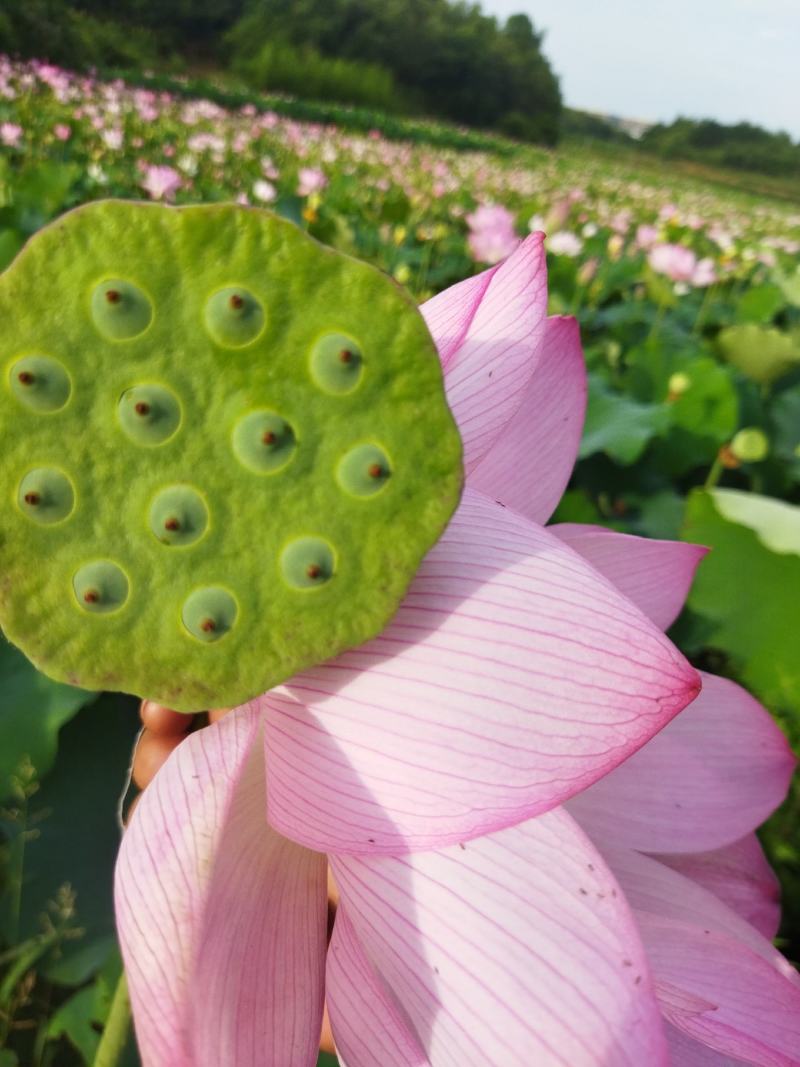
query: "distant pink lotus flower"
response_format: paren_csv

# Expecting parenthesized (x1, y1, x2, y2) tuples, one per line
(691, 256, 717, 287)
(116, 237, 798, 1066)
(466, 203, 519, 264)
(649, 242, 698, 282)
(649, 244, 718, 288)
(635, 223, 659, 250)
(140, 164, 182, 202)
(548, 231, 583, 257)
(0, 121, 22, 147)
(53, 123, 71, 141)
(297, 166, 328, 197)
(252, 179, 277, 203)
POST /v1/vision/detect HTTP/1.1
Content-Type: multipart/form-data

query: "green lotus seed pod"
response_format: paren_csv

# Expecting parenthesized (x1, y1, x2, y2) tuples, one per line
(0, 200, 463, 711)
(730, 427, 769, 463)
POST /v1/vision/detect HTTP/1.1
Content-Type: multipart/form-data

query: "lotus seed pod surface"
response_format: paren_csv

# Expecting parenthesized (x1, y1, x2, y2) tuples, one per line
(0, 201, 463, 710)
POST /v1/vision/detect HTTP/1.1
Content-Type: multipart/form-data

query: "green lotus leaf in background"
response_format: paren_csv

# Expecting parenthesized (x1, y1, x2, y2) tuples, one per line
(682, 488, 800, 710)
(580, 375, 671, 464)
(0, 636, 95, 799)
(717, 323, 800, 385)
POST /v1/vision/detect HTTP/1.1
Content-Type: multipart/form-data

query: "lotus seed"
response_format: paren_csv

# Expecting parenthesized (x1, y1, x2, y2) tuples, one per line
(73, 561, 129, 614)
(182, 587, 238, 643)
(204, 286, 265, 348)
(310, 333, 364, 394)
(148, 486, 209, 547)
(118, 384, 181, 446)
(281, 537, 335, 590)
(17, 468, 75, 525)
(232, 411, 296, 475)
(91, 278, 153, 341)
(337, 444, 392, 498)
(10, 355, 71, 413)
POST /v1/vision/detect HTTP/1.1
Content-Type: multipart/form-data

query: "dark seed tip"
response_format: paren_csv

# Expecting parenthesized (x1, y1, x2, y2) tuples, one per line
(83, 589, 100, 604)
(18, 371, 35, 386)
(105, 289, 121, 304)
(306, 563, 322, 580)
(229, 294, 245, 310)
(164, 517, 181, 531)
(262, 430, 276, 446)
(339, 348, 353, 364)
(200, 617, 216, 633)
(134, 402, 151, 416)
(24, 491, 41, 506)
(368, 463, 384, 479)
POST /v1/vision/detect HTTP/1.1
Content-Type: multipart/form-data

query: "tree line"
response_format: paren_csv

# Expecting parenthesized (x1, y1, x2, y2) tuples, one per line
(0, 0, 562, 144)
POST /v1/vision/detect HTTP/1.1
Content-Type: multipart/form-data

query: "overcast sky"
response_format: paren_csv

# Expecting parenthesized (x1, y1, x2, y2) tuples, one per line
(482, 0, 799, 138)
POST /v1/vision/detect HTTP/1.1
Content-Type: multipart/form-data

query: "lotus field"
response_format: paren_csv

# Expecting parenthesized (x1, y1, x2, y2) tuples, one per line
(0, 55, 799, 1067)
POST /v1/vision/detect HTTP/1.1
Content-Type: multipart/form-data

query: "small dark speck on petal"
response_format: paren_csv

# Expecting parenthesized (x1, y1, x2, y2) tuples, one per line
(368, 838, 375, 843)
(579, 887, 588, 895)
(587, 863, 595, 871)
(635, 975, 642, 985)
(623, 959, 633, 967)
(458, 842, 466, 850)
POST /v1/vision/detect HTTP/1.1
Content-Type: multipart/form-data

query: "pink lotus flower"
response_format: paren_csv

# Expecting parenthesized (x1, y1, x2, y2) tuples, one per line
(649, 242, 698, 282)
(297, 167, 328, 197)
(0, 121, 22, 147)
(466, 203, 519, 264)
(116, 237, 798, 1066)
(252, 179, 277, 203)
(140, 164, 183, 202)
(53, 123, 71, 141)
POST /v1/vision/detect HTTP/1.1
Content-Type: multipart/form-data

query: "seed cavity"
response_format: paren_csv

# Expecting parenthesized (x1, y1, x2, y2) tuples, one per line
(337, 443, 392, 498)
(280, 537, 336, 590)
(9, 355, 71, 413)
(73, 561, 129, 614)
(149, 486, 209, 547)
(232, 410, 296, 474)
(182, 587, 238, 643)
(118, 384, 181, 446)
(310, 332, 364, 395)
(18, 468, 75, 525)
(203, 286, 265, 348)
(90, 278, 153, 340)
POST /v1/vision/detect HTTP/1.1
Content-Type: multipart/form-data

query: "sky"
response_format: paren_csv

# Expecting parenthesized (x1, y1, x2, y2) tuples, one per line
(482, 0, 800, 139)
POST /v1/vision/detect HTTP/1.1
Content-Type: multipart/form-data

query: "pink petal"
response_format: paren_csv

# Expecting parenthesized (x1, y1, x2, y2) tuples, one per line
(419, 267, 499, 372)
(639, 913, 800, 1065)
(468, 316, 587, 524)
(666, 1023, 750, 1066)
(420, 234, 548, 471)
(331, 809, 668, 1066)
(550, 525, 708, 631)
(115, 709, 327, 1067)
(568, 672, 794, 853)
(262, 489, 699, 855)
(327, 907, 430, 1067)
(598, 846, 796, 984)
(656, 836, 781, 940)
